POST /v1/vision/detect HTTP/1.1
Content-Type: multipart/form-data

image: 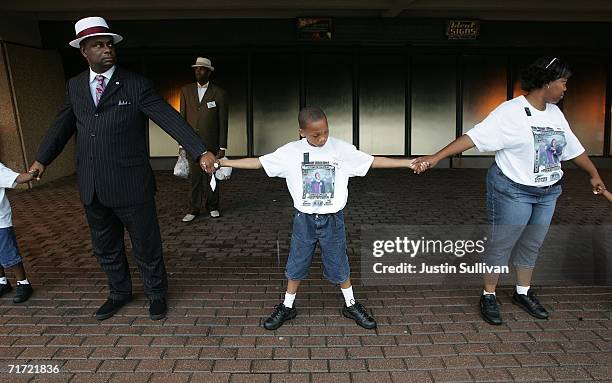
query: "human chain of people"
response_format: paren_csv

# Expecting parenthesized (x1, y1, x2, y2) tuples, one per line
(0, 16, 609, 334)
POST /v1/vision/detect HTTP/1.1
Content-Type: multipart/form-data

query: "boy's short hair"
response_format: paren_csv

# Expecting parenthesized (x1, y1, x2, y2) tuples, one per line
(298, 107, 327, 130)
(520, 56, 572, 92)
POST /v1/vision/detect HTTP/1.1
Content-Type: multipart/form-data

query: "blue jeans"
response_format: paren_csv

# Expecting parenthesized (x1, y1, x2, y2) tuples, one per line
(485, 163, 561, 269)
(0, 227, 23, 268)
(285, 210, 351, 284)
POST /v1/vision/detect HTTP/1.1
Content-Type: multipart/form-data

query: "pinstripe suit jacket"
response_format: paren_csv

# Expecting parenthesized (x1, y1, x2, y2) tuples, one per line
(35, 66, 208, 207)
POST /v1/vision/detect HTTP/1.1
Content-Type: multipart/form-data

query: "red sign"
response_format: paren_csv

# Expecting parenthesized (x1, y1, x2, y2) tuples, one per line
(297, 17, 333, 40)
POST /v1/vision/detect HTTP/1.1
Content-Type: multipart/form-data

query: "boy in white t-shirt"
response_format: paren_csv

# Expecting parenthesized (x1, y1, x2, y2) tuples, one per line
(218, 107, 416, 330)
(0, 163, 38, 303)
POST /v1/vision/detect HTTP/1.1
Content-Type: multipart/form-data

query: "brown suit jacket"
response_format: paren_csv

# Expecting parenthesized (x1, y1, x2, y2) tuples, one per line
(179, 82, 228, 153)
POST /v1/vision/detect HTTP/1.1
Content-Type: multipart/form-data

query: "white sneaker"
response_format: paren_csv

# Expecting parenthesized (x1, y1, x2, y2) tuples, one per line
(182, 214, 197, 222)
(210, 210, 220, 218)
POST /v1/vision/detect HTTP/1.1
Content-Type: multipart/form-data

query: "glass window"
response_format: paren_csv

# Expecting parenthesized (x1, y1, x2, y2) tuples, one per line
(304, 53, 353, 144)
(147, 56, 192, 157)
(561, 58, 606, 155)
(359, 53, 405, 155)
(411, 55, 456, 155)
(209, 54, 248, 156)
(253, 53, 300, 155)
(462, 55, 507, 156)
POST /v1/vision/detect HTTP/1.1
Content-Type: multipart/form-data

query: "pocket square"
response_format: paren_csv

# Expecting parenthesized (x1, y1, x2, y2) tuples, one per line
(118, 100, 131, 106)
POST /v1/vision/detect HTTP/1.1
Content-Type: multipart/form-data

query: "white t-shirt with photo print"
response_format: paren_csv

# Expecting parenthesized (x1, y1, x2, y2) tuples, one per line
(0, 162, 20, 228)
(260, 137, 374, 214)
(466, 95, 585, 187)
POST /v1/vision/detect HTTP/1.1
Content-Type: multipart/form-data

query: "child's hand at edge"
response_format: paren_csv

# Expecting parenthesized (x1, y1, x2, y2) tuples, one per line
(15, 169, 39, 184)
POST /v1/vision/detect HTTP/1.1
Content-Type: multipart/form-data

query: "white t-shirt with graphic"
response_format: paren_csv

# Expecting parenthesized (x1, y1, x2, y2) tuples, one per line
(260, 137, 374, 214)
(0, 163, 19, 228)
(466, 95, 584, 187)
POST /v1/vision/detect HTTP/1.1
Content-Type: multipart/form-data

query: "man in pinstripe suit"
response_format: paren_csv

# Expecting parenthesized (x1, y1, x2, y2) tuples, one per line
(29, 17, 216, 321)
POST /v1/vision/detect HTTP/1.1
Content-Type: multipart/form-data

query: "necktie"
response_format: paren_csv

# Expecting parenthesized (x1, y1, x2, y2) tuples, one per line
(95, 75, 105, 105)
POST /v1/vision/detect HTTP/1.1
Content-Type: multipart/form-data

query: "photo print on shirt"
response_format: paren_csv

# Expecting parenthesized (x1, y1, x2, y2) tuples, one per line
(301, 161, 335, 207)
(532, 126, 566, 181)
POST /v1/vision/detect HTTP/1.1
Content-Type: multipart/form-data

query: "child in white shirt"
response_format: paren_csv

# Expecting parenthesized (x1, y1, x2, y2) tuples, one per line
(0, 163, 38, 303)
(219, 107, 416, 330)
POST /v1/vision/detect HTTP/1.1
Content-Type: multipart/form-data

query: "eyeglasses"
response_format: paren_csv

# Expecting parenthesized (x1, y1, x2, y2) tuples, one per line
(545, 57, 557, 69)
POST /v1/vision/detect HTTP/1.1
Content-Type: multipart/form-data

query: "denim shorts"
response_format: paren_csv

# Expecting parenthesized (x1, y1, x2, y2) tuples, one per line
(285, 210, 351, 284)
(0, 227, 23, 268)
(484, 163, 561, 268)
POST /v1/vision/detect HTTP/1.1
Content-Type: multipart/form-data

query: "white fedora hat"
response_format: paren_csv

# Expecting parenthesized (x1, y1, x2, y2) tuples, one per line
(69, 16, 123, 48)
(192, 57, 214, 71)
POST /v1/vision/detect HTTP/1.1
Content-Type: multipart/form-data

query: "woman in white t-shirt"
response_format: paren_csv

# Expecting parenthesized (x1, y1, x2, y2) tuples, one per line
(412, 57, 607, 326)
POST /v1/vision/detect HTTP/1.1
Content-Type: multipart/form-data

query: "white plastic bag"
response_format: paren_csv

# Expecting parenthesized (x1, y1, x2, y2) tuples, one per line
(173, 148, 189, 179)
(215, 157, 232, 180)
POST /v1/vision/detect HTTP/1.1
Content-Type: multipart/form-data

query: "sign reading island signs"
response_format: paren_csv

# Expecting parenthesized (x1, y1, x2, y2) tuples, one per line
(446, 20, 480, 40)
(297, 17, 333, 40)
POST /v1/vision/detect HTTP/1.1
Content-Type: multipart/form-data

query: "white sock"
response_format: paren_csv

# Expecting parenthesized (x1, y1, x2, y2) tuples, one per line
(483, 290, 496, 296)
(516, 285, 530, 295)
(341, 286, 355, 306)
(283, 292, 296, 308)
(0, 277, 7, 284)
(17, 279, 29, 285)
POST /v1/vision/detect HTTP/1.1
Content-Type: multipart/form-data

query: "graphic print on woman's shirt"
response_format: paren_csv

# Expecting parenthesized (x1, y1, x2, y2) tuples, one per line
(532, 126, 566, 183)
(301, 154, 336, 207)
(466, 96, 584, 187)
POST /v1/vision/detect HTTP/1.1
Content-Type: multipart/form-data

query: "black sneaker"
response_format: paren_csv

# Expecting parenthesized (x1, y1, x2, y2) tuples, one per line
(263, 304, 297, 330)
(342, 301, 377, 329)
(513, 289, 549, 319)
(480, 294, 502, 325)
(149, 298, 167, 320)
(95, 297, 131, 321)
(0, 282, 13, 297)
(13, 283, 33, 304)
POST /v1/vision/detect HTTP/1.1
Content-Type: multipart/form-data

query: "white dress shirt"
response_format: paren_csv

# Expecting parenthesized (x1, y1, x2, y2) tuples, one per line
(197, 81, 208, 103)
(89, 66, 116, 105)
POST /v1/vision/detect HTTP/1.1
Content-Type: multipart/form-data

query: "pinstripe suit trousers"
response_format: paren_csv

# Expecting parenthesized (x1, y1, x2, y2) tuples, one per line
(84, 195, 167, 300)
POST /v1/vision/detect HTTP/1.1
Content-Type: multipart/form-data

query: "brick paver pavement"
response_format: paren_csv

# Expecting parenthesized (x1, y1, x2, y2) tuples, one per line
(1, 168, 610, 382)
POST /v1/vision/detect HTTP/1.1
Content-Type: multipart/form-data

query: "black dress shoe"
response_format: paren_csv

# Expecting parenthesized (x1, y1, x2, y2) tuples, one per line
(95, 297, 131, 321)
(149, 298, 167, 320)
(13, 283, 33, 304)
(513, 289, 549, 319)
(0, 282, 12, 297)
(342, 301, 377, 329)
(480, 294, 503, 325)
(263, 304, 297, 330)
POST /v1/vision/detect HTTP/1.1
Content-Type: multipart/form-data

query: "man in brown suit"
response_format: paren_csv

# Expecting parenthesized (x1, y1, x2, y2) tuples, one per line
(180, 57, 229, 222)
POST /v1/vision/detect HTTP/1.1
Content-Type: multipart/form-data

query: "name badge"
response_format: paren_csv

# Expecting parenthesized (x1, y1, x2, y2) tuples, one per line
(207, 101, 216, 108)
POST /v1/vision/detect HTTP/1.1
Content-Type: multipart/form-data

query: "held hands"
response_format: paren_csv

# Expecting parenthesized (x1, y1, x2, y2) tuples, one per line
(590, 176, 606, 193)
(199, 152, 217, 174)
(410, 155, 439, 174)
(15, 169, 39, 184)
(591, 177, 611, 202)
(28, 161, 45, 181)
